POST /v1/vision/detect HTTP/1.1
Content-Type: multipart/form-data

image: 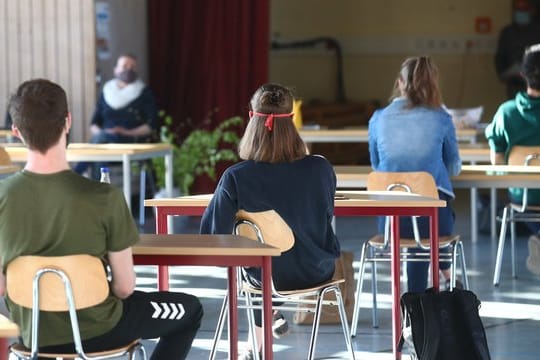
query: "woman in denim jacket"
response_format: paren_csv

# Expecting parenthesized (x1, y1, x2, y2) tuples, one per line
(368, 56, 462, 292)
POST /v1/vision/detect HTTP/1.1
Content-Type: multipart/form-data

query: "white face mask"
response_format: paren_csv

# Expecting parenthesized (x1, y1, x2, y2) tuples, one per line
(515, 10, 532, 25)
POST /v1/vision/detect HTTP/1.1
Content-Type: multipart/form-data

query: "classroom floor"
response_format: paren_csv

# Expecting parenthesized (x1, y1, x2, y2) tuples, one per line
(130, 188, 540, 358)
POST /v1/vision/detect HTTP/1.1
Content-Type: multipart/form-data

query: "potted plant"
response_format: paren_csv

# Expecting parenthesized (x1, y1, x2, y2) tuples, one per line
(153, 112, 243, 195)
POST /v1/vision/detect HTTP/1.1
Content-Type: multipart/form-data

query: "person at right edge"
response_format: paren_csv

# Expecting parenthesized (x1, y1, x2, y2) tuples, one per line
(485, 43, 540, 277)
(495, 0, 540, 99)
(368, 56, 463, 293)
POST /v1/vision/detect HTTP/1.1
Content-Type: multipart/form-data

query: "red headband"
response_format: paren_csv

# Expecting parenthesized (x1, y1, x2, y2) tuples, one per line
(249, 110, 294, 131)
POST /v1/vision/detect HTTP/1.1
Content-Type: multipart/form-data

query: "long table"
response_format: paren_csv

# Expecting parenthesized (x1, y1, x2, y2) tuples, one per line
(133, 234, 279, 360)
(298, 127, 480, 144)
(3, 143, 173, 210)
(144, 191, 445, 359)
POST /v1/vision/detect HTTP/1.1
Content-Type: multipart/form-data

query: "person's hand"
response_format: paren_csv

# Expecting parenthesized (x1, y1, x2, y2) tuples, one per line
(104, 126, 128, 135)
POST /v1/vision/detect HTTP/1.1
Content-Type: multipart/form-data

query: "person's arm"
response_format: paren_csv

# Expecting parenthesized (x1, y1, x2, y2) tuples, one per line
(442, 113, 462, 176)
(90, 124, 102, 135)
(108, 247, 136, 299)
(200, 171, 238, 234)
(105, 124, 152, 137)
(368, 112, 380, 169)
(485, 107, 509, 164)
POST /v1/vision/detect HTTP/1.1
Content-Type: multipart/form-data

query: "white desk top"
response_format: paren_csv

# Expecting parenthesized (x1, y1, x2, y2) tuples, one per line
(4, 143, 172, 162)
(145, 191, 445, 209)
(298, 127, 479, 143)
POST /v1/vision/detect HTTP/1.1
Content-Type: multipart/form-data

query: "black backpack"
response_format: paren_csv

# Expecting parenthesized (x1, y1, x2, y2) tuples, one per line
(399, 287, 491, 360)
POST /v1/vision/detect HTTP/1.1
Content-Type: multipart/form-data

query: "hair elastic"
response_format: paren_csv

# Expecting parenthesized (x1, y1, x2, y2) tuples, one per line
(249, 110, 294, 131)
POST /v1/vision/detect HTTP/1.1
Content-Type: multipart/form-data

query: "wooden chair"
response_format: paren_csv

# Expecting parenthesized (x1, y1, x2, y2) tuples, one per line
(6, 254, 146, 360)
(493, 146, 540, 286)
(209, 210, 355, 360)
(350, 171, 469, 337)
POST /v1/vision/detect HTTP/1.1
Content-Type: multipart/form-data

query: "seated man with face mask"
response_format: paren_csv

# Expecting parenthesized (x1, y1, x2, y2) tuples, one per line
(90, 53, 158, 143)
(74, 54, 159, 177)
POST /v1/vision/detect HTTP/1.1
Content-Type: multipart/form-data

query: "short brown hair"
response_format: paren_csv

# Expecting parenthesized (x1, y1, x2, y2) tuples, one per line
(238, 83, 307, 163)
(391, 56, 442, 108)
(8, 79, 68, 153)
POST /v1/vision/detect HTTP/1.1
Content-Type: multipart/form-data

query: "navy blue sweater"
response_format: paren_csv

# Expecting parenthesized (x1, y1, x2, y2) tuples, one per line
(200, 155, 340, 290)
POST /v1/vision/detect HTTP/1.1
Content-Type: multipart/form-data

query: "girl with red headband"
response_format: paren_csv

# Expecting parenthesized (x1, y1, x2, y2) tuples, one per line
(201, 83, 340, 360)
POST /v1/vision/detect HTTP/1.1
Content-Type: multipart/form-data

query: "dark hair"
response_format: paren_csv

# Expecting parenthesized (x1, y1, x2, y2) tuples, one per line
(8, 79, 68, 153)
(522, 44, 540, 90)
(391, 56, 442, 108)
(238, 83, 307, 163)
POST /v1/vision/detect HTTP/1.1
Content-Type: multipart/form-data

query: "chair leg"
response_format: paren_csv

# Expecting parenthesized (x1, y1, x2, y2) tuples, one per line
(510, 207, 517, 278)
(457, 241, 470, 290)
(351, 242, 369, 337)
(209, 294, 229, 360)
(308, 286, 356, 360)
(132, 343, 147, 360)
(449, 244, 458, 290)
(245, 293, 260, 360)
(371, 248, 379, 328)
(493, 206, 509, 286)
(333, 287, 357, 360)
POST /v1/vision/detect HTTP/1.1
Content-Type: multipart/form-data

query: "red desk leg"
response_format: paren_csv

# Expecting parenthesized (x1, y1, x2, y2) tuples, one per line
(227, 266, 238, 359)
(262, 256, 273, 360)
(156, 209, 170, 291)
(391, 216, 401, 360)
(430, 209, 440, 290)
(0, 338, 8, 360)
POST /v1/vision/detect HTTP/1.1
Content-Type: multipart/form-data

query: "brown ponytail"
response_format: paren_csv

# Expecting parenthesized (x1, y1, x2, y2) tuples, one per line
(391, 56, 442, 108)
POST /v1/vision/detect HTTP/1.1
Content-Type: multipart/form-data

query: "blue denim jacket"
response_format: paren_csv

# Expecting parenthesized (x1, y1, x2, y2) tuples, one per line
(368, 98, 462, 198)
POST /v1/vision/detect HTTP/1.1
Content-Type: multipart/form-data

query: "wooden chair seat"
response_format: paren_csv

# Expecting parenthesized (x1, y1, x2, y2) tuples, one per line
(9, 339, 142, 359)
(367, 234, 460, 248)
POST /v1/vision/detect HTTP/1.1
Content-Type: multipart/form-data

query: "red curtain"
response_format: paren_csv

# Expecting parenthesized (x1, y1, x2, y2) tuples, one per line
(148, 0, 269, 138)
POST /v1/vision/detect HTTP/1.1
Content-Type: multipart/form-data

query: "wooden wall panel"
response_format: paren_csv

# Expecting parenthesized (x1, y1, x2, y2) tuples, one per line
(0, 0, 96, 142)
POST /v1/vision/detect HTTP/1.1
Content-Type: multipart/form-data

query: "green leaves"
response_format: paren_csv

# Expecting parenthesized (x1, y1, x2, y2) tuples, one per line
(153, 114, 243, 195)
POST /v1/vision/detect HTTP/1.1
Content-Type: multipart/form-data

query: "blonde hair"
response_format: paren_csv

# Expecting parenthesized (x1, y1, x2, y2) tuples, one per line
(391, 56, 442, 108)
(238, 83, 307, 163)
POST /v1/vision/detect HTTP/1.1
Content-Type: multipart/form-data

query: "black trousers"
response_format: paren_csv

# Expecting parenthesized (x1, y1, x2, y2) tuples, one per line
(39, 291, 203, 360)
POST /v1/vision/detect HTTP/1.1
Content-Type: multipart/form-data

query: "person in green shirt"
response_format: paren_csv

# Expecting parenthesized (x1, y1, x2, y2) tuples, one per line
(0, 79, 203, 359)
(485, 43, 540, 276)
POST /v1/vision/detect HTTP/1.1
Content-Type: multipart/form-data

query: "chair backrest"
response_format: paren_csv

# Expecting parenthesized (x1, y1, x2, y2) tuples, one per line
(508, 146, 540, 166)
(367, 171, 439, 247)
(6, 254, 109, 311)
(0, 146, 11, 165)
(235, 209, 294, 252)
(367, 171, 439, 198)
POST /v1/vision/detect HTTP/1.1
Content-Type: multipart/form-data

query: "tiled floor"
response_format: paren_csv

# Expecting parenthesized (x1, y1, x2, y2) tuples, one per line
(129, 188, 540, 358)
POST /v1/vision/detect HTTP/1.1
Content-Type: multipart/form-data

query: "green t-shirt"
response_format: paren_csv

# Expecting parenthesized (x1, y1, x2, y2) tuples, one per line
(485, 92, 540, 204)
(0, 170, 139, 347)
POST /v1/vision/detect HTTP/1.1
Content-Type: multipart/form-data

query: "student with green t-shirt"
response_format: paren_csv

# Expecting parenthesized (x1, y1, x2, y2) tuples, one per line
(0, 79, 203, 359)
